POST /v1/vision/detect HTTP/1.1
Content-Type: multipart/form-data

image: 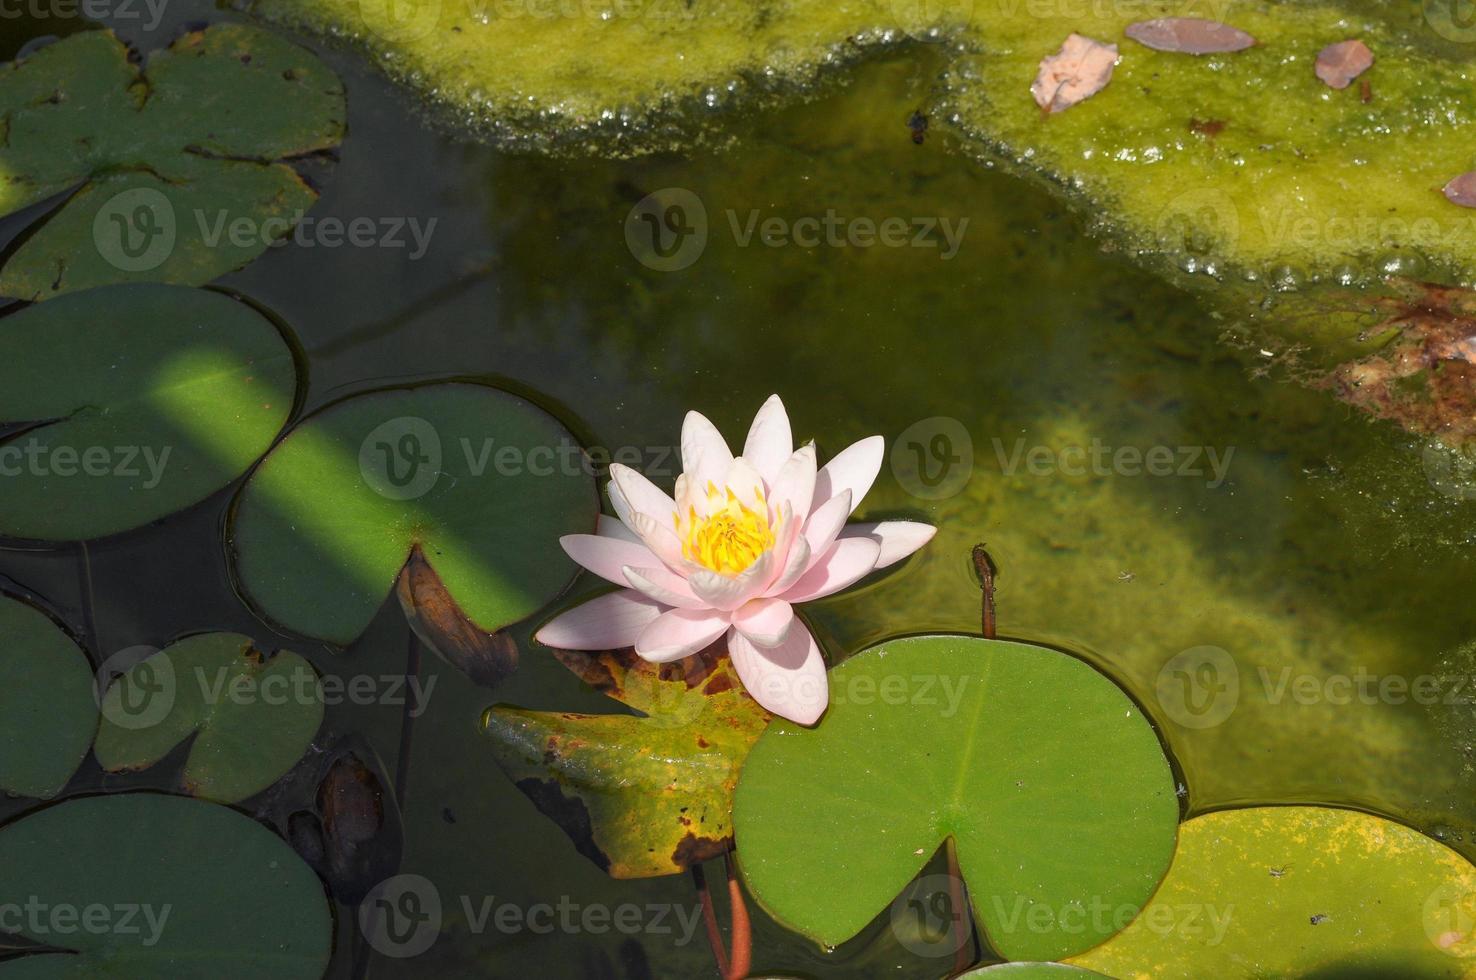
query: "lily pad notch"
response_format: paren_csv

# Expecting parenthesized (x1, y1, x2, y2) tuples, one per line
(228, 382, 599, 650)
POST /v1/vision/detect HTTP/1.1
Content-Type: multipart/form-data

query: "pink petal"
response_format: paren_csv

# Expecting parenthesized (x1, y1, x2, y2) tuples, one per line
(800, 490, 852, 572)
(635, 608, 730, 663)
(813, 435, 884, 516)
(743, 394, 794, 483)
(1315, 39, 1373, 90)
(681, 410, 734, 491)
(728, 623, 828, 725)
(1443, 172, 1476, 208)
(781, 537, 882, 604)
(688, 547, 776, 611)
(536, 590, 663, 650)
(770, 444, 818, 526)
(623, 566, 705, 609)
(626, 511, 691, 572)
(1125, 18, 1256, 54)
(731, 597, 795, 648)
(839, 521, 937, 569)
(766, 534, 812, 597)
(610, 464, 676, 527)
(560, 534, 661, 586)
(1031, 33, 1118, 114)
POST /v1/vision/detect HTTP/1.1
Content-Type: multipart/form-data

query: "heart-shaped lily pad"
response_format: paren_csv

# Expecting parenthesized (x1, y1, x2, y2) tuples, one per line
(1069, 806, 1476, 978)
(0, 25, 345, 300)
(228, 382, 597, 645)
(0, 594, 96, 799)
(0, 284, 297, 541)
(483, 641, 771, 878)
(93, 633, 324, 803)
(0, 793, 331, 977)
(733, 635, 1179, 961)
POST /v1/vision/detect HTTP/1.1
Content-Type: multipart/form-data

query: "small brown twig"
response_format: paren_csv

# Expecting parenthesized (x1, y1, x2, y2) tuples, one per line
(972, 544, 998, 640)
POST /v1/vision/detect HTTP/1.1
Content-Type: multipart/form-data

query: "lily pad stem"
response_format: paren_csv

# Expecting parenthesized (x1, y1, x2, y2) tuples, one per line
(725, 853, 752, 979)
(972, 544, 998, 640)
(945, 835, 976, 975)
(691, 863, 729, 977)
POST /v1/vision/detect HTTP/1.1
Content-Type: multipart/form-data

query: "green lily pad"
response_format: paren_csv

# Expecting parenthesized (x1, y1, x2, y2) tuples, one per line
(733, 635, 1179, 961)
(1070, 806, 1476, 979)
(482, 641, 771, 878)
(0, 594, 96, 799)
(0, 793, 331, 978)
(93, 633, 324, 803)
(228, 382, 597, 645)
(0, 25, 345, 300)
(0, 284, 298, 541)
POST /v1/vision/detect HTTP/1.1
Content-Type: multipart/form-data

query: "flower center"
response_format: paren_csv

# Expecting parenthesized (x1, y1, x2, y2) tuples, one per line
(681, 485, 776, 576)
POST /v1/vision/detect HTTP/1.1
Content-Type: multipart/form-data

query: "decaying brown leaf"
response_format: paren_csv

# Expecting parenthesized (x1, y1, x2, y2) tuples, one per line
(1315, 39, 1373, 90)
(1032, 33, 1119, 114)
(1125, 18, 1256, 54)
(1319, 282, 1476, 445)
(1443, 172, 1476, 208)
(396, 545, 519, 687)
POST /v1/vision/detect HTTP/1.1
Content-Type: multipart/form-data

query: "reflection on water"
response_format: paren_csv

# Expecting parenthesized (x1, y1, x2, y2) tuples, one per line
(1, 23, 1474, 980)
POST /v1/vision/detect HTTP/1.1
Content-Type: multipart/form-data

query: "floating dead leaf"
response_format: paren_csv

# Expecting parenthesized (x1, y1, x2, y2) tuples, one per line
(1125, 18, 1256, 54)
(1315, 39, 1373, 90)
(1032, 33, 1119, 114)
(1444, 172, 1476, 209)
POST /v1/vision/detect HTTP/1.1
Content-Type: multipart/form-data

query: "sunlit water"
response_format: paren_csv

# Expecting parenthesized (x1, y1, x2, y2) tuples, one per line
(2, 8, 1476, 978)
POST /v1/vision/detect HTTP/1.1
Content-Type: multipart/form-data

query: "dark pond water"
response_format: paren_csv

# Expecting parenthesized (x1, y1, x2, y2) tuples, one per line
(3, 5, 1476, 978)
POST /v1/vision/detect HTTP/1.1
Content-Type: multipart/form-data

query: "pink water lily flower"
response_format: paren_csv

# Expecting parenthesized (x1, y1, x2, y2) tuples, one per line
(535, 395, 936, 725)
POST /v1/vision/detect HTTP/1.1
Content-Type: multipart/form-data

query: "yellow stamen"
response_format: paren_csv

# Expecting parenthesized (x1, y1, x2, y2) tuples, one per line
(681, 485, 776, 576)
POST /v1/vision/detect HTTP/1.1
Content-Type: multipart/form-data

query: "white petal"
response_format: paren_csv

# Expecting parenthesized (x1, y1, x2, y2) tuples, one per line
(596, 514, 642, 543)
(770, 443, 817, 526)
(560, 534, 661, 586)
(743, 394, 793, 483)
(610, 464, 677, 526)
(813, 435, 885, 516)
(732, 597, 794, 648)
(728, 623, 828, 725)
(766, 534, 811, 597)
(721, 456, 768, 511)
(840, 521, 937, 569)
(781, 537, 882, 604)
(623, 566, 706, 610)
(635, 608, 730, 663)
(681, 411, 734, 491)
(536, 591, 663, 650)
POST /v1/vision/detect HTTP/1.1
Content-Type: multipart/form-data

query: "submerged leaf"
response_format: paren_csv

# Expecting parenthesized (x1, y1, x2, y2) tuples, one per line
(482, 640, 771, 878)
(0, 25, 345, 300)
(0, 593, 96, 799)
(1031, 34, 1118, 115)
(0, 284, 297, 541)
(733, 636, 1178, 959)
(1124, 18, 1257, 54)
(0, 794, 332, 977)
(1070, 806, 1476, 977)
(94, 633, 324, 803)
(1315, 39, 1373, 90)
